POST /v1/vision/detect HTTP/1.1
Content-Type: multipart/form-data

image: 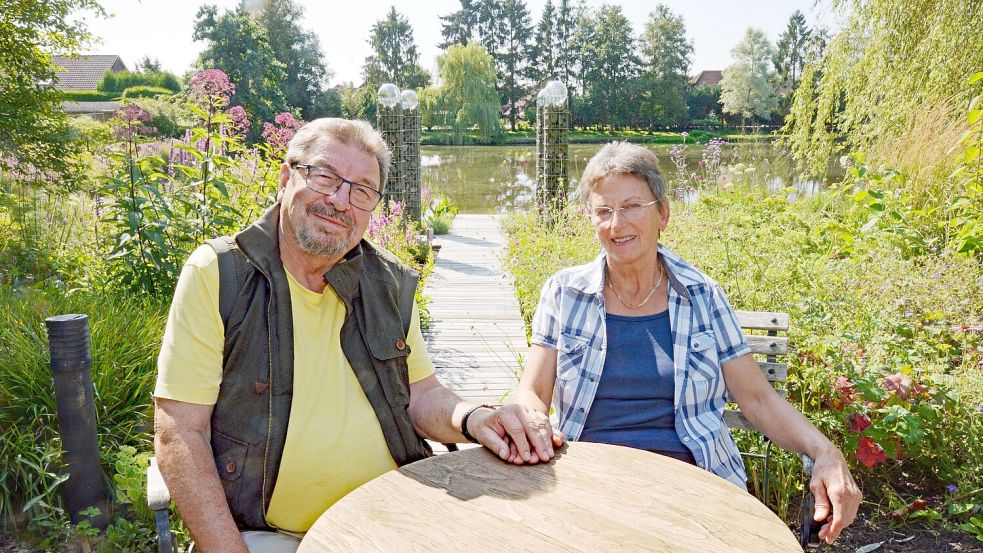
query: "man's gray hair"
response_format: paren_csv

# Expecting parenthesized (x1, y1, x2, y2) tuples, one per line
(285, 118, 391, 191)
(578, 141, 667, 205)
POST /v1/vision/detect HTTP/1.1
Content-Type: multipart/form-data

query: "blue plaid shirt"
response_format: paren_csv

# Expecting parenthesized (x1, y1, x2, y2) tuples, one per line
(531, 244, 751, 487)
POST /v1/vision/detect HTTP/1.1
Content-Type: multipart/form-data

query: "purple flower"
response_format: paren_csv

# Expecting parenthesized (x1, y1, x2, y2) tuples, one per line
(189, 69, 235, 106)
(226, 106, 249, 138)
(262, 112, 306, 155)
(110, 103, 154, 140)
(946, 484, 959, 493)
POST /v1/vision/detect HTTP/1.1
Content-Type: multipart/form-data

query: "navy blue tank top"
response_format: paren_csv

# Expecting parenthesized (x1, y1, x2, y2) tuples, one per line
(579, 310, 690, 455)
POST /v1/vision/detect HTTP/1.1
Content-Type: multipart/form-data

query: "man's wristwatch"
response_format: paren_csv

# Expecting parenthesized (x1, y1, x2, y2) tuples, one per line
(459, 404, 497, 443)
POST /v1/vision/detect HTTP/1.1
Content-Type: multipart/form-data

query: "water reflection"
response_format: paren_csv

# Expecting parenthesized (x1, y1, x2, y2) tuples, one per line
(421, 143, 836, 214)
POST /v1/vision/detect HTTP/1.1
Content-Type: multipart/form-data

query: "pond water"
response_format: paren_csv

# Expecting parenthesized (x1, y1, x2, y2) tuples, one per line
(421, 143, 839, 214)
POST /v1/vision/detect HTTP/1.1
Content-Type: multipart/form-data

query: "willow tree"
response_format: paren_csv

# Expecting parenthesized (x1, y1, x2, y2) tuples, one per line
(436, 42, 501, 143)
(782, 0, 983, 177)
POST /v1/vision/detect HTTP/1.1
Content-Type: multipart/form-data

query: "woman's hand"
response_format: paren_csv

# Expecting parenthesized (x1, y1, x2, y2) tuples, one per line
(810, 447, 862, 544)
(469, 404, 564, 465)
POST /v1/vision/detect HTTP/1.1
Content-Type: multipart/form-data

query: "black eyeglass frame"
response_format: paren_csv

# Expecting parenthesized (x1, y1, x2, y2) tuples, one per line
(290, 163, 382, 211)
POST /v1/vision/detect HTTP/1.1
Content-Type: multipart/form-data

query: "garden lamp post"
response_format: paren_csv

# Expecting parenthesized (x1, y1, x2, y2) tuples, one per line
(377, 83, 404, 209)
(535, 80, 569, 213)
(401, 89, 422, 222)
(45, 314, 110, 529)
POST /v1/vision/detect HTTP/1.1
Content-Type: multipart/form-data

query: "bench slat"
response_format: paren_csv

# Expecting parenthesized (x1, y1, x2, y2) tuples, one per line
(746, 335, 789, 355)
(736, 310, 790, 332)
(724, 389, 787, 431)
(759, 362, 788, 382)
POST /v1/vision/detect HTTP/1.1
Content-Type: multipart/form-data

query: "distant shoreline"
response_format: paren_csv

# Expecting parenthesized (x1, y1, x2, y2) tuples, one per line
(420, 128, 777, 146)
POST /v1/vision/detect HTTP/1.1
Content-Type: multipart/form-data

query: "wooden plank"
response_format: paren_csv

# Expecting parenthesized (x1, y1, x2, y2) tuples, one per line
(759, 362, 787, 382)
(736, 310, 789, 332)
(747, 335, 788, 355)
(423, 214, 529, 401)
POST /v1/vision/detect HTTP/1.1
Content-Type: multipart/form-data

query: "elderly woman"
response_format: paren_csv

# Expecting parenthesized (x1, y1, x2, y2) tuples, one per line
(504, 142, 861, 544)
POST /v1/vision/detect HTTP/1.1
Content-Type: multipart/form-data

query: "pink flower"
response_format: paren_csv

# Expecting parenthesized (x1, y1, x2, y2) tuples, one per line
(189, 69, 235, 106)
(226, 106, 249, 138)
(110, 103, 154, 140)
(262, 112, 306, 155)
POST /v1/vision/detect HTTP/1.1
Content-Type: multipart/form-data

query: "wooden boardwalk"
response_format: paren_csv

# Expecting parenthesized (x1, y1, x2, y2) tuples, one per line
(423, 214, 527, 406)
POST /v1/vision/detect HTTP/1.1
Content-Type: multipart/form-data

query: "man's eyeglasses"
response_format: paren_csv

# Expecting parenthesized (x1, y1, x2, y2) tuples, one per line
(588, 199, 659, 223)
(291, 163, 381, 212)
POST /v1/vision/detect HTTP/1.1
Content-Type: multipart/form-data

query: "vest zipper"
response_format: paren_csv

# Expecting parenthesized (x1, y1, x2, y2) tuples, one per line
(255, 266, 275, 528)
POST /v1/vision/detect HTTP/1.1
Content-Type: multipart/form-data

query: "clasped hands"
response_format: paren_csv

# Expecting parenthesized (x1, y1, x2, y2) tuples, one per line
(465, 404, 565, 464)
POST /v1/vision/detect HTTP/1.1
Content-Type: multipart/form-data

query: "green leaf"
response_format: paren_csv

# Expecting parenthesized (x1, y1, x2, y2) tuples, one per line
(949, 501, 976, 516)
(969, 72, 983, 84)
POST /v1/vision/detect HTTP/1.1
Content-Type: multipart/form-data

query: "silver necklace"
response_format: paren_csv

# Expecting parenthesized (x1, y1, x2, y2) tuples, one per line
(606, 264, 664, 310)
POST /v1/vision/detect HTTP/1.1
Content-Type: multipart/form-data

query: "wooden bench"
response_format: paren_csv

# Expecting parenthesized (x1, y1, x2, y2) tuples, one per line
(727, 310, 816, 549)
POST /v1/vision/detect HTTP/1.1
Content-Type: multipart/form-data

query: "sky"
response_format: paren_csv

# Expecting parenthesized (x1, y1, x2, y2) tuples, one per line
(81, 0, 837, 87)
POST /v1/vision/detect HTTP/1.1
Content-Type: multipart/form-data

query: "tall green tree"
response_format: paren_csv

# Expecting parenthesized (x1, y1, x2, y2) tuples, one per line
(638, 4, 693, 128)
(438, 0, 482, 49)
(135, 56, 163, 73)
(720, 27, 778, 129)
(686, 84, 722, 121)
(530, 0, 556, 83)
(436, 42, 501, 143)
(194, 5, 288, 139)
(251, 0, 338, 118)
(495, 0, 534, 130)
(363, 7, 431, 89)
(773, 10, 811, 91)
(0, 0, 103, 185)
(574, 5, 640, 129)
(554, 0, 578, 90)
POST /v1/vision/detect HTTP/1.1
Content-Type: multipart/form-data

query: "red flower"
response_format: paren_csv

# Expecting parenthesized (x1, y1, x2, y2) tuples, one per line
(846, 413, 872, 433)
(856, 436, 888, 468)
(908, 499, 928, 511)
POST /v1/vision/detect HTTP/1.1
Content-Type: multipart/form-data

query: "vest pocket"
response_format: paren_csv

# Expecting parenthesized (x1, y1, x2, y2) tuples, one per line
(212, 428, 247, 513)
(366, 336, 411, 408)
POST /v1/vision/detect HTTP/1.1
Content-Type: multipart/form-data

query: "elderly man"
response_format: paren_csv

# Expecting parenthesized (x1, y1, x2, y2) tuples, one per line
(154, 118, 556, 552)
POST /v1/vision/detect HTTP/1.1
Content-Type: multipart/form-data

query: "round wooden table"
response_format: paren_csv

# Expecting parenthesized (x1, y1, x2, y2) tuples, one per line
(298, 442, 800, 552)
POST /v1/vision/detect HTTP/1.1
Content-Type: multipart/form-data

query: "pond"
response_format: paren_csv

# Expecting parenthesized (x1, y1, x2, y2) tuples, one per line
(421, 143, 840, 214)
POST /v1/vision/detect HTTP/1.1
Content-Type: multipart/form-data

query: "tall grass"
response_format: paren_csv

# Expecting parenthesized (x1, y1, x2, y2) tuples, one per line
(0, 285, 167, 528)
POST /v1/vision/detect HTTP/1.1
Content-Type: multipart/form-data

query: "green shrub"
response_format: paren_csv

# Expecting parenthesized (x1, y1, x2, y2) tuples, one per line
(120, 86, 173, 99)
(131, 97, 191, 139)
(429, 213, 452, 235)
(61, 90, 116, 102)
(97, 70, 180, 95)
(424, 196, 458, 235)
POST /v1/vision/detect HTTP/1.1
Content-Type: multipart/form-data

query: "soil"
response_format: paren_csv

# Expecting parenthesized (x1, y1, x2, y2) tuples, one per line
(821, 510, 983, 552)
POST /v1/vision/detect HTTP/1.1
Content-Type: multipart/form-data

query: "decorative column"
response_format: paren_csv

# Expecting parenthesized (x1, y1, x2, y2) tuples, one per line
(535, 80, 569, 213)
(401, 89, 422, 222)
(377, 83, 404, 209)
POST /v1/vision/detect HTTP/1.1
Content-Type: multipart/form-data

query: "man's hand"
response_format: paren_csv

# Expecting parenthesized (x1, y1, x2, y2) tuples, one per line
(810, 448, 862, 544)
(468, 404, 564, 465)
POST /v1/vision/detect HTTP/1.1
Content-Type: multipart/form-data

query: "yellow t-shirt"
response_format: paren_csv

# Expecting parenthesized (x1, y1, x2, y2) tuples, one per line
(155, 245, 434, 532)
